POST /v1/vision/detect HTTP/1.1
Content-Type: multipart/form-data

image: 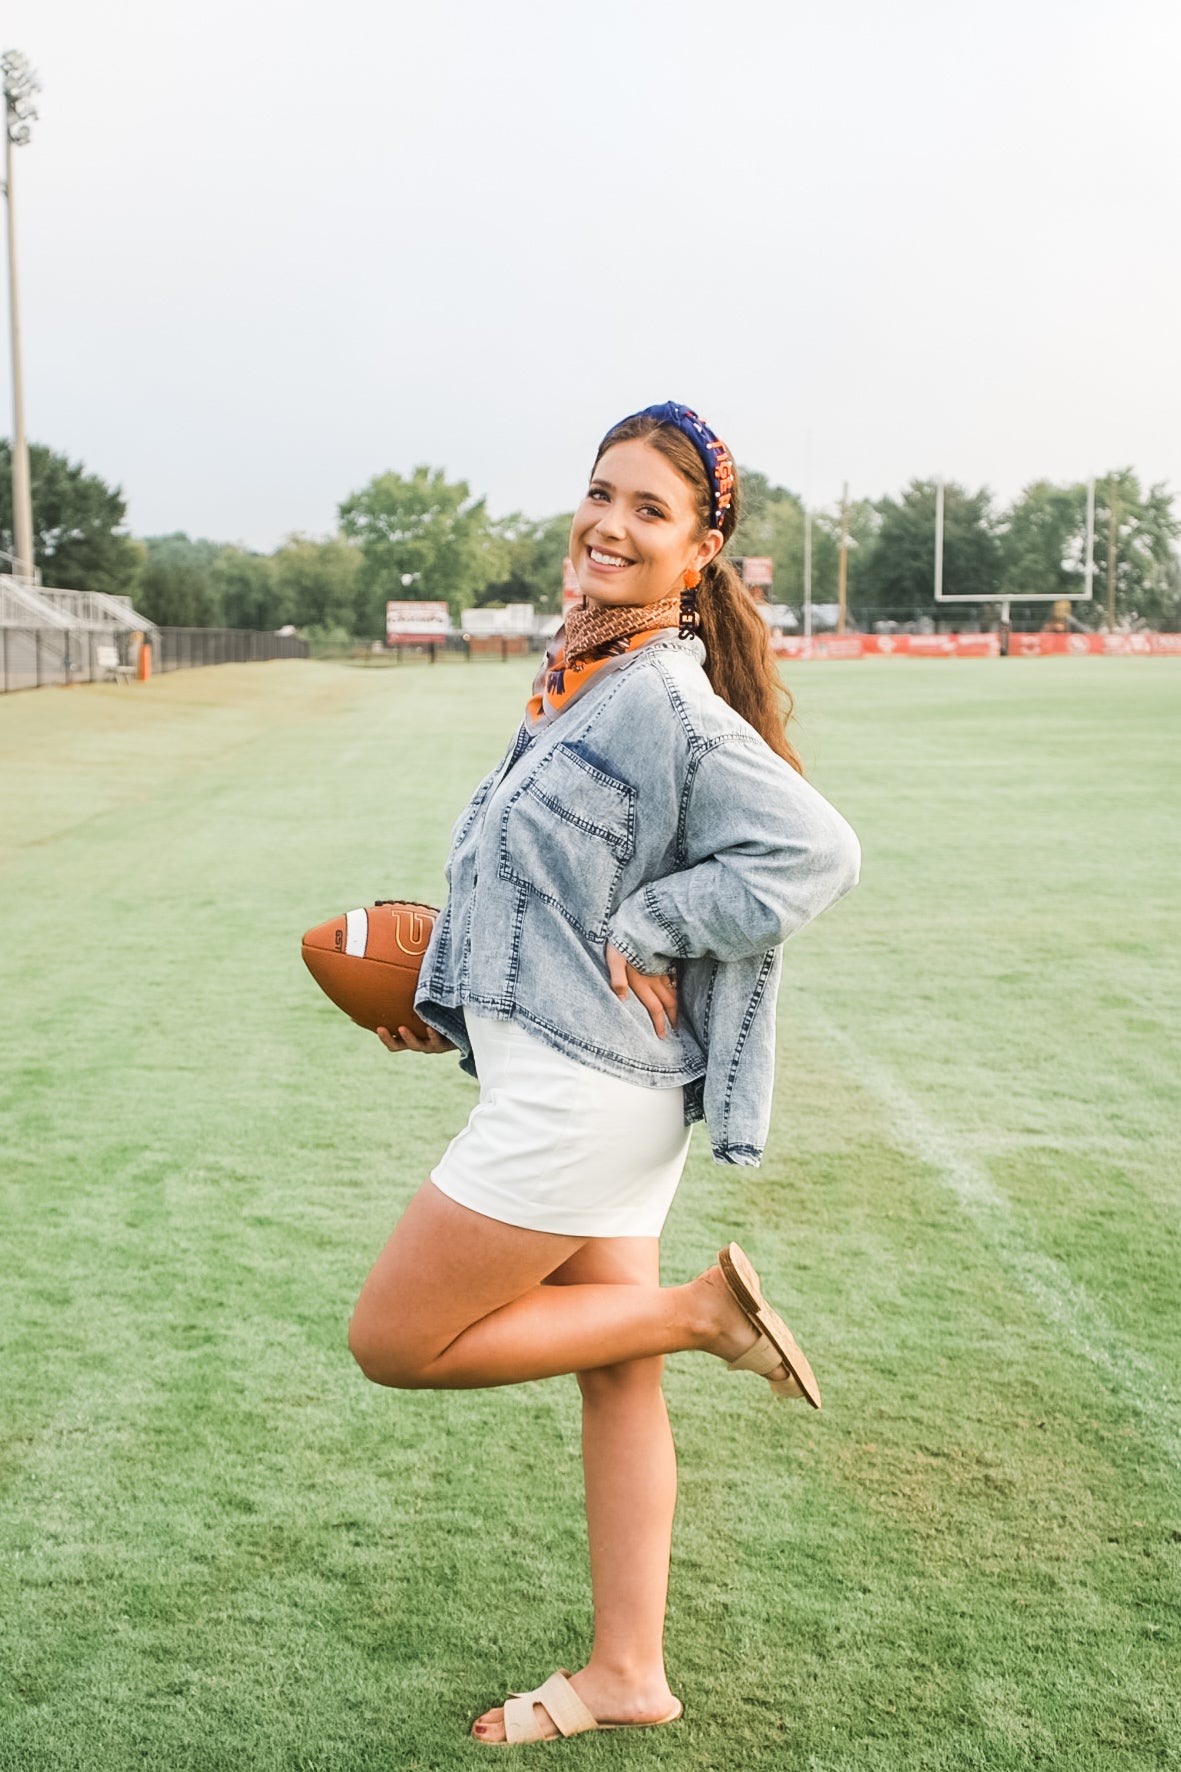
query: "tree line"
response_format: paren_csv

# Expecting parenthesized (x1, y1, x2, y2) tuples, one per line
(2, 439, 1178, 636)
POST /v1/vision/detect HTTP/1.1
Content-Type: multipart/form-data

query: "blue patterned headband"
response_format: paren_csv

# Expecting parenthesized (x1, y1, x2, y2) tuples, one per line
(607, 400, 736, 532)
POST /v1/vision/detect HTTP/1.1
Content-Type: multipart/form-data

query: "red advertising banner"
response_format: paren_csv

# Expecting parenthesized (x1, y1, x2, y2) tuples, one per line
(771, 631, 1178, 660)
(771, 634, 1001, 659)
(894, 633, 999, 657)
(1011, 631, 1181, 656)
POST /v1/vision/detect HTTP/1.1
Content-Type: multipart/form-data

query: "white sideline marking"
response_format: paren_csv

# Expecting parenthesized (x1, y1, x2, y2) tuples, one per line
(810, 1007, 1181, 1467)
(344, 907, 368, 957)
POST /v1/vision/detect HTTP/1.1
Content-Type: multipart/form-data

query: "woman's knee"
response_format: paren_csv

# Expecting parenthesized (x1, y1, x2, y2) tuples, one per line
(577, 1353, 665, 1404)
(347, 1305, 433, 1389)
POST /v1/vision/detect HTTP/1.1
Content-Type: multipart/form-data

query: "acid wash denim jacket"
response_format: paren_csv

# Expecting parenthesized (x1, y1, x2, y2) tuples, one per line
(416, 633, 860, 1165)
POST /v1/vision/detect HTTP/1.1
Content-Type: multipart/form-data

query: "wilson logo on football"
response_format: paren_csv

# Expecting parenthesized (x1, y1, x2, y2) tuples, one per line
(301, 900, 439, 1037)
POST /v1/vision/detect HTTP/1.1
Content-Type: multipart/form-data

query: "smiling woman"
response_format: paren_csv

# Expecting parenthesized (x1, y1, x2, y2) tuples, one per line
(346, 400, 861, 1745)
(568, 408, 803, 765)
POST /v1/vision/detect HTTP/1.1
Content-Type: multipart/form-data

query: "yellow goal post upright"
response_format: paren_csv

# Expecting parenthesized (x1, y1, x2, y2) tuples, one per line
(933, 477, 1096, 630)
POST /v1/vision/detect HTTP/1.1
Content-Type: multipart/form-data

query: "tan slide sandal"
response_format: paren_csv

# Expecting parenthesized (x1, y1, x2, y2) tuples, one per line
(478, 1670, 683, 1745)
(718, 1241, 822, 1410)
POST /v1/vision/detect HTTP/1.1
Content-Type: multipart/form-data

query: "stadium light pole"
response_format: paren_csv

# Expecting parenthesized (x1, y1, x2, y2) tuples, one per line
(802, 506, 812, 641)
(933, 477, 945, 603)
(2, 49, 38, 584)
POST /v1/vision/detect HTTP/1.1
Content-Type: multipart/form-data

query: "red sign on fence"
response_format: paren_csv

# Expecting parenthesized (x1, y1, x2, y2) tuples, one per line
(1011, 631, 1181, 656)
(771, 631, 1178, 660)
(772, 634, 1002, 659)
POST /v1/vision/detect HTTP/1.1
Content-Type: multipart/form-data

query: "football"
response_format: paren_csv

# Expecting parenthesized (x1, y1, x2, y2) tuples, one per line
(301, 900, 438, 1037)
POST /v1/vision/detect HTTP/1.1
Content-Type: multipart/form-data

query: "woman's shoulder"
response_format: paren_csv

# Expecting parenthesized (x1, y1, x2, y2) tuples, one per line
(609, 637, 741, 736)
(631, 638, 766, 748)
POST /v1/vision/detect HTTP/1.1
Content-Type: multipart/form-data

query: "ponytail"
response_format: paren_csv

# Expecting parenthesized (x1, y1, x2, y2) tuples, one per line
(697, 558, 803, 773)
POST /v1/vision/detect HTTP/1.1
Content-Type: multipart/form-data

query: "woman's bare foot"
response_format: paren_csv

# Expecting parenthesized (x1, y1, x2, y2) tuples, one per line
(471, 1664, 679, 1742)
(690, 1263, 802, 1394)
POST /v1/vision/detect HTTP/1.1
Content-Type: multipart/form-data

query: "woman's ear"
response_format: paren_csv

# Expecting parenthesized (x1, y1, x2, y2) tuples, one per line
(692, 529, 725, 573)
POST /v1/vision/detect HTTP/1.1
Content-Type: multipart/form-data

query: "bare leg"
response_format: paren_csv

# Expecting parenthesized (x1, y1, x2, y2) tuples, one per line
(349, 1188, 793, 1743)
(472, 1239, 679, 1743)
(348, 1182, 761, 1390)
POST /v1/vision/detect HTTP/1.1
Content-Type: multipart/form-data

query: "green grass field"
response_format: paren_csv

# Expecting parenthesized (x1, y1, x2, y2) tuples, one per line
(2, 656, 1179, 1772)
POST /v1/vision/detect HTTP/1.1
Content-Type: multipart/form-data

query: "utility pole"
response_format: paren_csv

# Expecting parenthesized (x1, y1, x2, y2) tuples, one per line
(836, 482, 849, 635)
(1105, 478, 1119, 632)
(803, 506, 813, 642)
(2, 50, 38, 583)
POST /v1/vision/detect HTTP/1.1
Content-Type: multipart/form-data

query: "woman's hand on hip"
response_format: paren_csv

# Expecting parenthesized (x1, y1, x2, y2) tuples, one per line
(605, 944, 678, 1039)
(375, 1024, 455, 1054)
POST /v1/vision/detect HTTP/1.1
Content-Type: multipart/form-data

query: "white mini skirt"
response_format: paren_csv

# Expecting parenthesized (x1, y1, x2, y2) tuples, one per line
(429, 1013, 692, 1237)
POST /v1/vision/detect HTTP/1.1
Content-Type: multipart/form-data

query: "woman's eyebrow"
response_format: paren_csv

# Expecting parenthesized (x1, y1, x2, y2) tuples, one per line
(591, 477, 670, 506)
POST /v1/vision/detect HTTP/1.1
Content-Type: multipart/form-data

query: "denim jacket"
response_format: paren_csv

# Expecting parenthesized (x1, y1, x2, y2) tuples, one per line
(416, 633, 860, 1165)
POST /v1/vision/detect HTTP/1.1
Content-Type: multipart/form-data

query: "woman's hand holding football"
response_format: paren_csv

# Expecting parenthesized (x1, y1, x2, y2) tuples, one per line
(376, 1024, 455, 1054)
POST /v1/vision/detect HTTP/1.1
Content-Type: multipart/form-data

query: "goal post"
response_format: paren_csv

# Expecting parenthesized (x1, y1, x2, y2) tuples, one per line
(933, 478, 1096, 623)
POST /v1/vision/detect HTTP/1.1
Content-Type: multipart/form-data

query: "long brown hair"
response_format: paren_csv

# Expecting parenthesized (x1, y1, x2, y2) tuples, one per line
(593, 414, 803, 773)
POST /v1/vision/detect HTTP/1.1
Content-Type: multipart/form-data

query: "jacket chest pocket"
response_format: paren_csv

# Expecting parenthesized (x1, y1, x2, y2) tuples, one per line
(498, 743, 636, 942)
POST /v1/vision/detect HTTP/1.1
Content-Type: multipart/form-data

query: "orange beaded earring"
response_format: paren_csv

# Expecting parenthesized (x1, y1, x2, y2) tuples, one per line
(679, 568, 701, 638)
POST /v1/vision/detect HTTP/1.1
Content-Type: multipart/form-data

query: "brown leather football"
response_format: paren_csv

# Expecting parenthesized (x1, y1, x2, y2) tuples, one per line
(301, 900, 438, 1037)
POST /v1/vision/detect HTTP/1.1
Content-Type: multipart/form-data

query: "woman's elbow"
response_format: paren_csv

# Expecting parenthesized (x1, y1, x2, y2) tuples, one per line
(832, 823, 861, 896)
(767, 824, 861, 945)
(815, 823, 860, 911)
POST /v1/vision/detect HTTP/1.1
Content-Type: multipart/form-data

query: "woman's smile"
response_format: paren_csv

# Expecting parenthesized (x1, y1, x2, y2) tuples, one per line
(586, 545, 635, 574)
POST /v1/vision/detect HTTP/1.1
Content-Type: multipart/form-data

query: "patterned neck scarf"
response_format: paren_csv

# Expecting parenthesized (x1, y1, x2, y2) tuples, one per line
(565, 593, 682, 662)
(527, 597, 683, 727)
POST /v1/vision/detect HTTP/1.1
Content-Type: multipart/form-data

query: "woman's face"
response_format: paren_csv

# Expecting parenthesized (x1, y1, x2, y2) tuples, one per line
(569, 439, 722, 610)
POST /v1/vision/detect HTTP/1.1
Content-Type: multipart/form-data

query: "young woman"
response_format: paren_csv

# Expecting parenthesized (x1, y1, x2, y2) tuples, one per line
(348, 401, 860, 1745)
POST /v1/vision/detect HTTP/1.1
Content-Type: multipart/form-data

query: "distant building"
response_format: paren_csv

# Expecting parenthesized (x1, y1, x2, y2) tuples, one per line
(460, 603, 535, 637)
(758, 603, 800, 632)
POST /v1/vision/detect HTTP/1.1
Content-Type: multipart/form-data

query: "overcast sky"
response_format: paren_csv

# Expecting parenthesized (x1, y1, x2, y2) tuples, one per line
(3, 0, 1179, 549)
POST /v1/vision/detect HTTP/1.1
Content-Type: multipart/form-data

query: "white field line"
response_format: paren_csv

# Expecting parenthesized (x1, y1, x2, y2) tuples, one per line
(809, 1007, 1181, 1468)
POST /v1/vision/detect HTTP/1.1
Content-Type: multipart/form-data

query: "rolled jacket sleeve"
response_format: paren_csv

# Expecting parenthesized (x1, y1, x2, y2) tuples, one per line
(606, 736, 860, 972)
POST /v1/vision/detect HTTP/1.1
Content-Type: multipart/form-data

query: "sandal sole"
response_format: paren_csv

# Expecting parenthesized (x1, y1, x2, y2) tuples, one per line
(718, 1242, 822, 1410)
(473, 1699, 683, 1745)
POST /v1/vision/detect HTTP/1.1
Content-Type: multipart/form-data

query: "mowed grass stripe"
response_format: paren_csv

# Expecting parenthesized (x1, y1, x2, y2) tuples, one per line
(806, 1001, 1181, 1465)
(2, 658, 1179, 1770)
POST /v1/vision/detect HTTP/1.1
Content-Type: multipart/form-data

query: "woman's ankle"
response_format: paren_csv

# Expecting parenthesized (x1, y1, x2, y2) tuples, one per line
(676, 1267, 729, 1351)
(581, 1646, 670, 1685)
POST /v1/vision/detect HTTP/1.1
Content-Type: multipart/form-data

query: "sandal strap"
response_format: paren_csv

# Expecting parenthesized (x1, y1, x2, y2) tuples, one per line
(504, 1672, 599, 1742)
(728, 1334, 784, 1378)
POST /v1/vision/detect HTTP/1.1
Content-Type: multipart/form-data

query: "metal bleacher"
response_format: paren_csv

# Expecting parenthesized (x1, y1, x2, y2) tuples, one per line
(0, 574, 160, 692)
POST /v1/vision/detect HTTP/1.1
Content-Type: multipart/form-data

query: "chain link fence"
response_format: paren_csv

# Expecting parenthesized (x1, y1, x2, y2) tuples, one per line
(1, 626, 308, 694)
(156, 628, 309, 672)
